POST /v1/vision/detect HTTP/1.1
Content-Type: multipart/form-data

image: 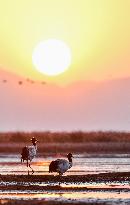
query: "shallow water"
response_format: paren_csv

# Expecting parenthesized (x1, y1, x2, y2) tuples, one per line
(0, 153, 130, 175)
(1, 154, 130, 204)
(1, 190, 130, 205)
(0, 191, 130, 204)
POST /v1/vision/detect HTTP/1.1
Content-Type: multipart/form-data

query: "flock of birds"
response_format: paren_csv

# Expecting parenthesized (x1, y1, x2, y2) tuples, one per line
(1, 78, 46, 85)
(21, 137, 73, 175)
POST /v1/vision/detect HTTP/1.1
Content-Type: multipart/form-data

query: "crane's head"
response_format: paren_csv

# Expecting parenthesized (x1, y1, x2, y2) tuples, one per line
(67, 153, 73, 159)
(31, 137, 38, 146)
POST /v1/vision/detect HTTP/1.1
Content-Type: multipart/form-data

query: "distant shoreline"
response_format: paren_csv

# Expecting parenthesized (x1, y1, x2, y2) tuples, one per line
(0, 142, 130, 154)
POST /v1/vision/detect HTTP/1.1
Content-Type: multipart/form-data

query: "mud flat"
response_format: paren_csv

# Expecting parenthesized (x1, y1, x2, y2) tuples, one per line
(0, 173, 130, 205)
(0, 172, 130, 191)
(0, 171, 130, 183)
(0, 200, 109, 205)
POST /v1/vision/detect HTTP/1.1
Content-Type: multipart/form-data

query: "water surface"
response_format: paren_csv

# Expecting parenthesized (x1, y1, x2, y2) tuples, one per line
(0, 153, 130, 175)
(0, 153, 130, 204)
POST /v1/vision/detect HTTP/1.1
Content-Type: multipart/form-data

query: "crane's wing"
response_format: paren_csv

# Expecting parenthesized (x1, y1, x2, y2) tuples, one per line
(55, 159, 70, 173)
(21, 146, 29, 160)
(28, 146, 37, 160)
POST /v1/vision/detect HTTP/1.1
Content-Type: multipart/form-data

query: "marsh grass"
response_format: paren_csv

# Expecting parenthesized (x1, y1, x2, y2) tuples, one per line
(0, 131, 130, 153)
(0, 131, 130, 143)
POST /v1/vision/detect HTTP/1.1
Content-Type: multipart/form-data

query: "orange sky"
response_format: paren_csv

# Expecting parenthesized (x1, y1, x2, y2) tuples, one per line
(0, 0, 130, 85)
(0, 1, 130, 131)
(0, 69, 130, 131)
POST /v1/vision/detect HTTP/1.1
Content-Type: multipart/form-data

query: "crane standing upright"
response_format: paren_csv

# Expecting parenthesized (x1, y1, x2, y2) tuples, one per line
(21, 137, 38, 175)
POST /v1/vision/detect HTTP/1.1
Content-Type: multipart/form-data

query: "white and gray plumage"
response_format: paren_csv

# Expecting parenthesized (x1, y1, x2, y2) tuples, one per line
(21, 137, 38, 175)
(49, 153, 73, 175)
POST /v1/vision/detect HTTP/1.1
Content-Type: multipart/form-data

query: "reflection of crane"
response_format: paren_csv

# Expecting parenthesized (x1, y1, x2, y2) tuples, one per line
(21, 137, 38, 175)
(49, 153, 73, 175)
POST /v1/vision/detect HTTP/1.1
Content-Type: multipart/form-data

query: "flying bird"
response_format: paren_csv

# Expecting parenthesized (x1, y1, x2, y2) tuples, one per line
(18, 81, 23, 85)
(49, 153, 73, 175)
(3, 79, 7, 83)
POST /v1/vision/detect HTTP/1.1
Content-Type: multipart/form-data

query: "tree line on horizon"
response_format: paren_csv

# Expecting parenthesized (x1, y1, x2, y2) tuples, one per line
(0, 131, 130, 143)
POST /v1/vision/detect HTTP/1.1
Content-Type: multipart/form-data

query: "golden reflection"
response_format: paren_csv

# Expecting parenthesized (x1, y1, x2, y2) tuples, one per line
(0, 200, 9, 204)
(61, 183, 130, 189)
(0, 191, 130, 200)
(34, 161, 49, 166)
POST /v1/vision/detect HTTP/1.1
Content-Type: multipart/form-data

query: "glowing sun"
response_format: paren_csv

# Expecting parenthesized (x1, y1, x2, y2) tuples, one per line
(32, 39, 72, 76)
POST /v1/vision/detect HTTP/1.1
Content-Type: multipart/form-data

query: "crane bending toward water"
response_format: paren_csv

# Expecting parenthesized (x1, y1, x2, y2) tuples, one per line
(49, 153, 73, 175)
(21, 137, 38, 175)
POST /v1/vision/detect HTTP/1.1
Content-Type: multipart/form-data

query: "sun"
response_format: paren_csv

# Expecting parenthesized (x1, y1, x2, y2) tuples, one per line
(32, 39, 72, 76)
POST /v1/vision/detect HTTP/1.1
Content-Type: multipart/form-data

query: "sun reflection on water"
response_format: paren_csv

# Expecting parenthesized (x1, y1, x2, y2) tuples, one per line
(0, 191, 130, 201)
(1, 154, 130, 175)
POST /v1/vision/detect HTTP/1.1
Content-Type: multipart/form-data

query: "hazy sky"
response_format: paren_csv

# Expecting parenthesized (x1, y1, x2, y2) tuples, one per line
(0, 0, 130, 85)
(0, 1, 130, 131)
(1, 67, 130, 132)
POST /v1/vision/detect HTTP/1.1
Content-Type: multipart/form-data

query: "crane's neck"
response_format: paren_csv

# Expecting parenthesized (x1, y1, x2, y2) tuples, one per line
(32, 142, 37, 150)
(68, 157, 72, 166)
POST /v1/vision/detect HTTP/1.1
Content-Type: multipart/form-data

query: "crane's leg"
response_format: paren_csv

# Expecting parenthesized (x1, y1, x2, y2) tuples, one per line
(21, 157, 25, 163)
(29, 162, 34, 174)
(27, 159, 29, 167)
(58, 173, 62, 186)
(59, 172, 63, 176)
(27, 160, 30, 176)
